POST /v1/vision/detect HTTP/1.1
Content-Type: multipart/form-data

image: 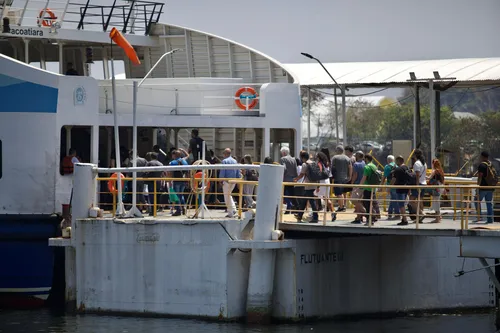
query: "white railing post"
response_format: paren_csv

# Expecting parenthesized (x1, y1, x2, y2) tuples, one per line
(72, 163, 97, 227)
(246, 164, 284, 323)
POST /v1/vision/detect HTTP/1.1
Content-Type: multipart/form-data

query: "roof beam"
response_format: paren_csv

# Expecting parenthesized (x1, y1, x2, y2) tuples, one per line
(248, 51, 254, 81)
(228, 42, 234, 78)
(184, 30, 193, 77)
(206, 35, 213, 77)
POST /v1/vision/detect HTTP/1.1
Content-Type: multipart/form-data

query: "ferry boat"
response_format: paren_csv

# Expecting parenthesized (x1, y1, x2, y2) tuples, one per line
(0, 0, 302, 307)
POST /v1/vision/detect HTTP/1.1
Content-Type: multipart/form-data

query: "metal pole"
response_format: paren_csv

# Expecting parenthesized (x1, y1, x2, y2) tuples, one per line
(125, 80, 142, 217)
(334, 88, 339, 146)
(341, 85, 347, 146)
(139, 48, 182, 87)
(413, 84, 418, 148)
(429, 80, 436, 159)
(110, 55, 125, 216)
(24, 39, 29, 63)
(201, 140, 206, 219)
(307, 87, 311, 154)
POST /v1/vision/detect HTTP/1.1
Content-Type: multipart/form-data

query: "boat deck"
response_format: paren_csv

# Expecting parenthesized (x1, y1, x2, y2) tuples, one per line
(94, 206, 500, 237)
(279, 209, 500, 237)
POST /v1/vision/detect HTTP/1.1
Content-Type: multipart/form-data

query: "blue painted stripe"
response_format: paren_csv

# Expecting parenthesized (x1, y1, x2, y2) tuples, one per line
(0, 73, 58, 113)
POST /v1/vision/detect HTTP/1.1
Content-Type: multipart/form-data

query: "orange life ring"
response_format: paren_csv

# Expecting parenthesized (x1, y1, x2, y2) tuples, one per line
(234, 87, 258, 110)
(37, 9, 57, 27)
(193, 171, 210, 192)
(107, 173, 125, 195)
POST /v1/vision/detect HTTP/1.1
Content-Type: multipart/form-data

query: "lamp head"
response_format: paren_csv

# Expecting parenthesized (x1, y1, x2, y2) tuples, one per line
(301, 52, 314, 59)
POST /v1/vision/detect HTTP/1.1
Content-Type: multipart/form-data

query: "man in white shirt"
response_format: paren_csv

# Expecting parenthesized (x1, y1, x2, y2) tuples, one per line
(410, 149, 427, 222)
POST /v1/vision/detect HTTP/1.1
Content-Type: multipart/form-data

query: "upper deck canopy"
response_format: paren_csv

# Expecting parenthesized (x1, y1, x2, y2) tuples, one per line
(284, 58, 500, 88)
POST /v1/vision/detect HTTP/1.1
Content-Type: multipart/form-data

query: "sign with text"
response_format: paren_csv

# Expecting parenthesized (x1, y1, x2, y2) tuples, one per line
(300, 252, 344, 265)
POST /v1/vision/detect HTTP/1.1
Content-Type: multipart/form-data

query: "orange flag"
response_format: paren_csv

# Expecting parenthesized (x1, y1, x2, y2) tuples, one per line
(109, 27, 141, 65)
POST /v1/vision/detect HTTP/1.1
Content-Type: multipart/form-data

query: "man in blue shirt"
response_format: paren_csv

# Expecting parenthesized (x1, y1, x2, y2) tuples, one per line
(169, 150, 188, 216)
(219, 148, 241, 217)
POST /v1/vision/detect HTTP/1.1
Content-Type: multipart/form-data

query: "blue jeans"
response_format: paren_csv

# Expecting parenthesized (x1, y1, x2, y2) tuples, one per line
(388, 189, 398, 215)
(173, 182, 186, 213)
(284, 185, 296, 210)
(475, 190, 494, 223)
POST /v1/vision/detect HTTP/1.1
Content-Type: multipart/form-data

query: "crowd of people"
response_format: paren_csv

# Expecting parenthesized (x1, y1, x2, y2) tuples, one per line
(108, 129, 266, 217)
(279, 146, 497, 225)
(96, 128, 497, 224)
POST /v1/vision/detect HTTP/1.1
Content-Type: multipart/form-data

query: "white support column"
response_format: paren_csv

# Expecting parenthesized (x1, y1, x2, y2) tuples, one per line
(174, 128, 179, 148)
(246, 164, 284, 323)
(107, 127, 113, 167)
(65, 125, 72, 153)
(58, 43, 64, 74)
(102, 47, 110, 79)
(24, 39, 29, 63)
(81, 48, 88, 76)
(263, 127, 270, 160)
(341, 85, 347, 146)
(429, 80, 436, 159)
(152, 128, 159, 146)
(72, 163, 97, 225)
(91, 125, 99, 165)
(39, 45, 46, 70)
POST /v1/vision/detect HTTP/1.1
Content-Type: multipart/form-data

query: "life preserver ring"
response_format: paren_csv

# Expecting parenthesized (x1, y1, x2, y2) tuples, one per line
(235, 87, 258, 110)
(193, 171, 210, 192)
(37, 9, 57, 27)
(107, 173, 125, 195)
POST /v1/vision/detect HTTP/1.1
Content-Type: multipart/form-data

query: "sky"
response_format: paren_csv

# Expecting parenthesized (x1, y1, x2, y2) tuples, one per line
(163, 0, 500, 64)
(43, 0, 500, 80)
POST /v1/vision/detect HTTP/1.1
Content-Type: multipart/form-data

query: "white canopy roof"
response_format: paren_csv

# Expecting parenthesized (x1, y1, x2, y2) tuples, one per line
(284, 58, 500, 88)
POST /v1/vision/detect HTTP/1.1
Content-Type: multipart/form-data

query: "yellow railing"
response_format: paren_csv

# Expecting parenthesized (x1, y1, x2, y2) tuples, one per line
(96, 176, 258, 219)
(96, 175, 498, 231)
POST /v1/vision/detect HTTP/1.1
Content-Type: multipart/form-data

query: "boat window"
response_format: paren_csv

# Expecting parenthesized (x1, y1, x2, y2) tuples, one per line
(60, 126, 92, 175)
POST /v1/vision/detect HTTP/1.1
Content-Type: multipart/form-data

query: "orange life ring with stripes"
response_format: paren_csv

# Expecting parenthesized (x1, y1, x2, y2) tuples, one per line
(234, 87, 258, 110)
(107, 173, 125, 195)
(193, 171, 210, 192)
(37, 8, 57, 27)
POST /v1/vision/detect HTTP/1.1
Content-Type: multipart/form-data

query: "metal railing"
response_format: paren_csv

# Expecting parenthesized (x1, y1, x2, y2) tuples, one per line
(94, 164, 498, 231)
(277, 182, 499, 230)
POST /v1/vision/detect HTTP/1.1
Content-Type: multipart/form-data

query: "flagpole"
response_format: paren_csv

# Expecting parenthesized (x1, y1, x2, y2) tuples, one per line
(110, 42, 125, 216)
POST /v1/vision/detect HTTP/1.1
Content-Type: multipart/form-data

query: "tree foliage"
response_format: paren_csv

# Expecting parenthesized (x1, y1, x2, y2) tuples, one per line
(346, 100, 500, 156)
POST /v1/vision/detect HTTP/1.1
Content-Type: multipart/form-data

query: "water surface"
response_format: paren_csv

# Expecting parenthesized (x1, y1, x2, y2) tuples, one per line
(0, 309, 497, 333)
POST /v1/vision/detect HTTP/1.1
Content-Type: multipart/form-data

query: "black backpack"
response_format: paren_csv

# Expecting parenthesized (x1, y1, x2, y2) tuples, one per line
(307, 161, 329, 181)
(405, 168, 417, 185)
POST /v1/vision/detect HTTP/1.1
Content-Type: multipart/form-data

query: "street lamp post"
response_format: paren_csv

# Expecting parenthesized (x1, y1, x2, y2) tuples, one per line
(125, 48, 182, 217)
(300, 52, 348, 146)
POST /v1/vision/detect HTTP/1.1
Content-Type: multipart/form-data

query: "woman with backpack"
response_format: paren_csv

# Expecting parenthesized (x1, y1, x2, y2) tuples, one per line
(427, 158, 445, 223)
